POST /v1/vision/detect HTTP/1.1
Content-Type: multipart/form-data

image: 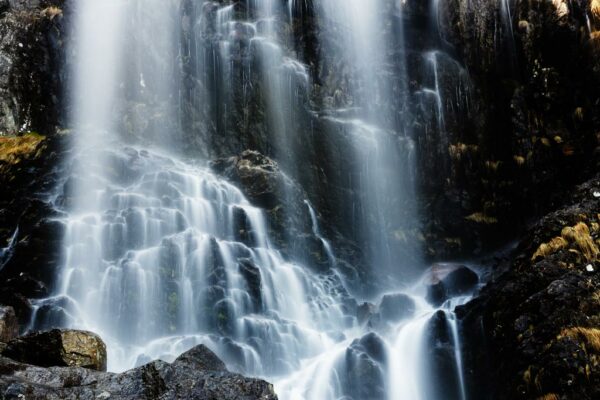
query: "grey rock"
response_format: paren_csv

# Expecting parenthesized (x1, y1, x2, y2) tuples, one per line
(0, 344, 278, 400)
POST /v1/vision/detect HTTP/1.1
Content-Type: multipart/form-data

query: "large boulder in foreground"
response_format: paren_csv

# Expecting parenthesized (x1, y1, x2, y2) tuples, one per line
(2, 329, 107, 371)
(0, 343, 278, 399)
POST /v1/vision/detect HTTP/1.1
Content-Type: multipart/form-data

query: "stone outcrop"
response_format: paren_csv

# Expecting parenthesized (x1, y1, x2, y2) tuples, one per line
(0, 335, 278, 400)
(459, 175, 600, 400)
(0, 133, 66, 326)
(425, 264, 480, 306)
(0, 0, 66, 136)
(421, 0, 600, 258)
(2, 329, 107, 371)
(211, 150, 373, 295)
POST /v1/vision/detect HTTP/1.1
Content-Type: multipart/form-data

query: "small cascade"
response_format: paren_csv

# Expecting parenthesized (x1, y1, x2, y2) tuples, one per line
(499, 0, 518, 71)
(38, 144, 350, 374)
(416, 49, 473, 162)
(0, 227, 18, 271)
(424, 51, 446, 142)
(276, 265, 478, 400)
(183, 1, 310, 163)
(304, 200, 336, 266)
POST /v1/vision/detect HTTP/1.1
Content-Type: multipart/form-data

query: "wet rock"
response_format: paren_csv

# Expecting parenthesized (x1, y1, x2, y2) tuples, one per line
(342, 333, 387, 400)
(0, 0, 66, 135)
(378, 293, 416, 322)
(424, 311, 462, 400)
(211, 149, 374, 295)
(460, 175, 600, 400)
(173, 344, 226, 371)
(426, 265, 479, 306)
(211, 150, 282, 210)
(0, 344, 278, 399)
(238, 258, 263, 312)
(0, 306, 17, 342)
(0, 290, 31, 326)
(356, 302, 376, 325)
(2, 329, 107, 371)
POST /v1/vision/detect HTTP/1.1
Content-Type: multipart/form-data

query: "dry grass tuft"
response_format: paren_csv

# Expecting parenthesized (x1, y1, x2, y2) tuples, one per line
(560, 327, 600, 353)
(561, 223, 599, 262)
(485, 160, 501, 171)
(591, 31, 600, 51)
(0, 133, 45, 165)
(592, 0, 600, 21)
(465, 212, 498, 224)
(536, 394, 559, 400)
(514, 155, 526, 166)
(448, 143, 478, 161)
(552, 0, 569, 18)
(532, 222, 599, 262)
(41, 6, 62, 20)
(532, 237, 568, 261)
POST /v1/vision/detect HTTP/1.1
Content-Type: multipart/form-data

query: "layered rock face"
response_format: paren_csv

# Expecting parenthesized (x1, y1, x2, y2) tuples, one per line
(460, 175, 600, 399)
(416, 0, 600, 258)
(0, 0, 66, 136)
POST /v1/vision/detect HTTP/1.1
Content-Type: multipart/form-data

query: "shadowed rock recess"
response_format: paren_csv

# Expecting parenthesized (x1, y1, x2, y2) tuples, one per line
(0, 0, 599, 399)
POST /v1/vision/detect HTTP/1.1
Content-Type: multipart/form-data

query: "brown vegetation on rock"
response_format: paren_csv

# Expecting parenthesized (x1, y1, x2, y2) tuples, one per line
(531, 222, 599, 262)
(0, 133, 45, 165)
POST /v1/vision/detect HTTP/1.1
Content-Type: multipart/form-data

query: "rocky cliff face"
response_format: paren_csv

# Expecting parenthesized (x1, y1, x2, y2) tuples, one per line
(0, 0, 66, 136)
(459, 175, 600, 399)
(426, 0, 600, 258)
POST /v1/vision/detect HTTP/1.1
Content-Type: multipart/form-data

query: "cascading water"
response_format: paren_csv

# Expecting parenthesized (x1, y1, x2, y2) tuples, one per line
(42, 144, 350, 374)
(317, 0, 422, 285)
(32, 1, 484, 399)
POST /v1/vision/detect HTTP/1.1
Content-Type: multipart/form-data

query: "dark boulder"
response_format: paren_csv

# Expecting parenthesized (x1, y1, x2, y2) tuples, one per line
(426, 264, 479, 306)
(0, 343, 278, 399)
(172, 344, 226, 371)
(423, 311, 463, 400)
(341, 333, 387, 400)
(459, 175, 600, 400)
(210, 150, 282, 210)
(378, 293, 416, 322)
(2, 329, 107, 371)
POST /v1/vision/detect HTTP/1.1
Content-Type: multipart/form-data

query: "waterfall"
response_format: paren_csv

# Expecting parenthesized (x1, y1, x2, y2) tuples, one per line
(32, 1, 482, 399)
(317, 0, 422, 285)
